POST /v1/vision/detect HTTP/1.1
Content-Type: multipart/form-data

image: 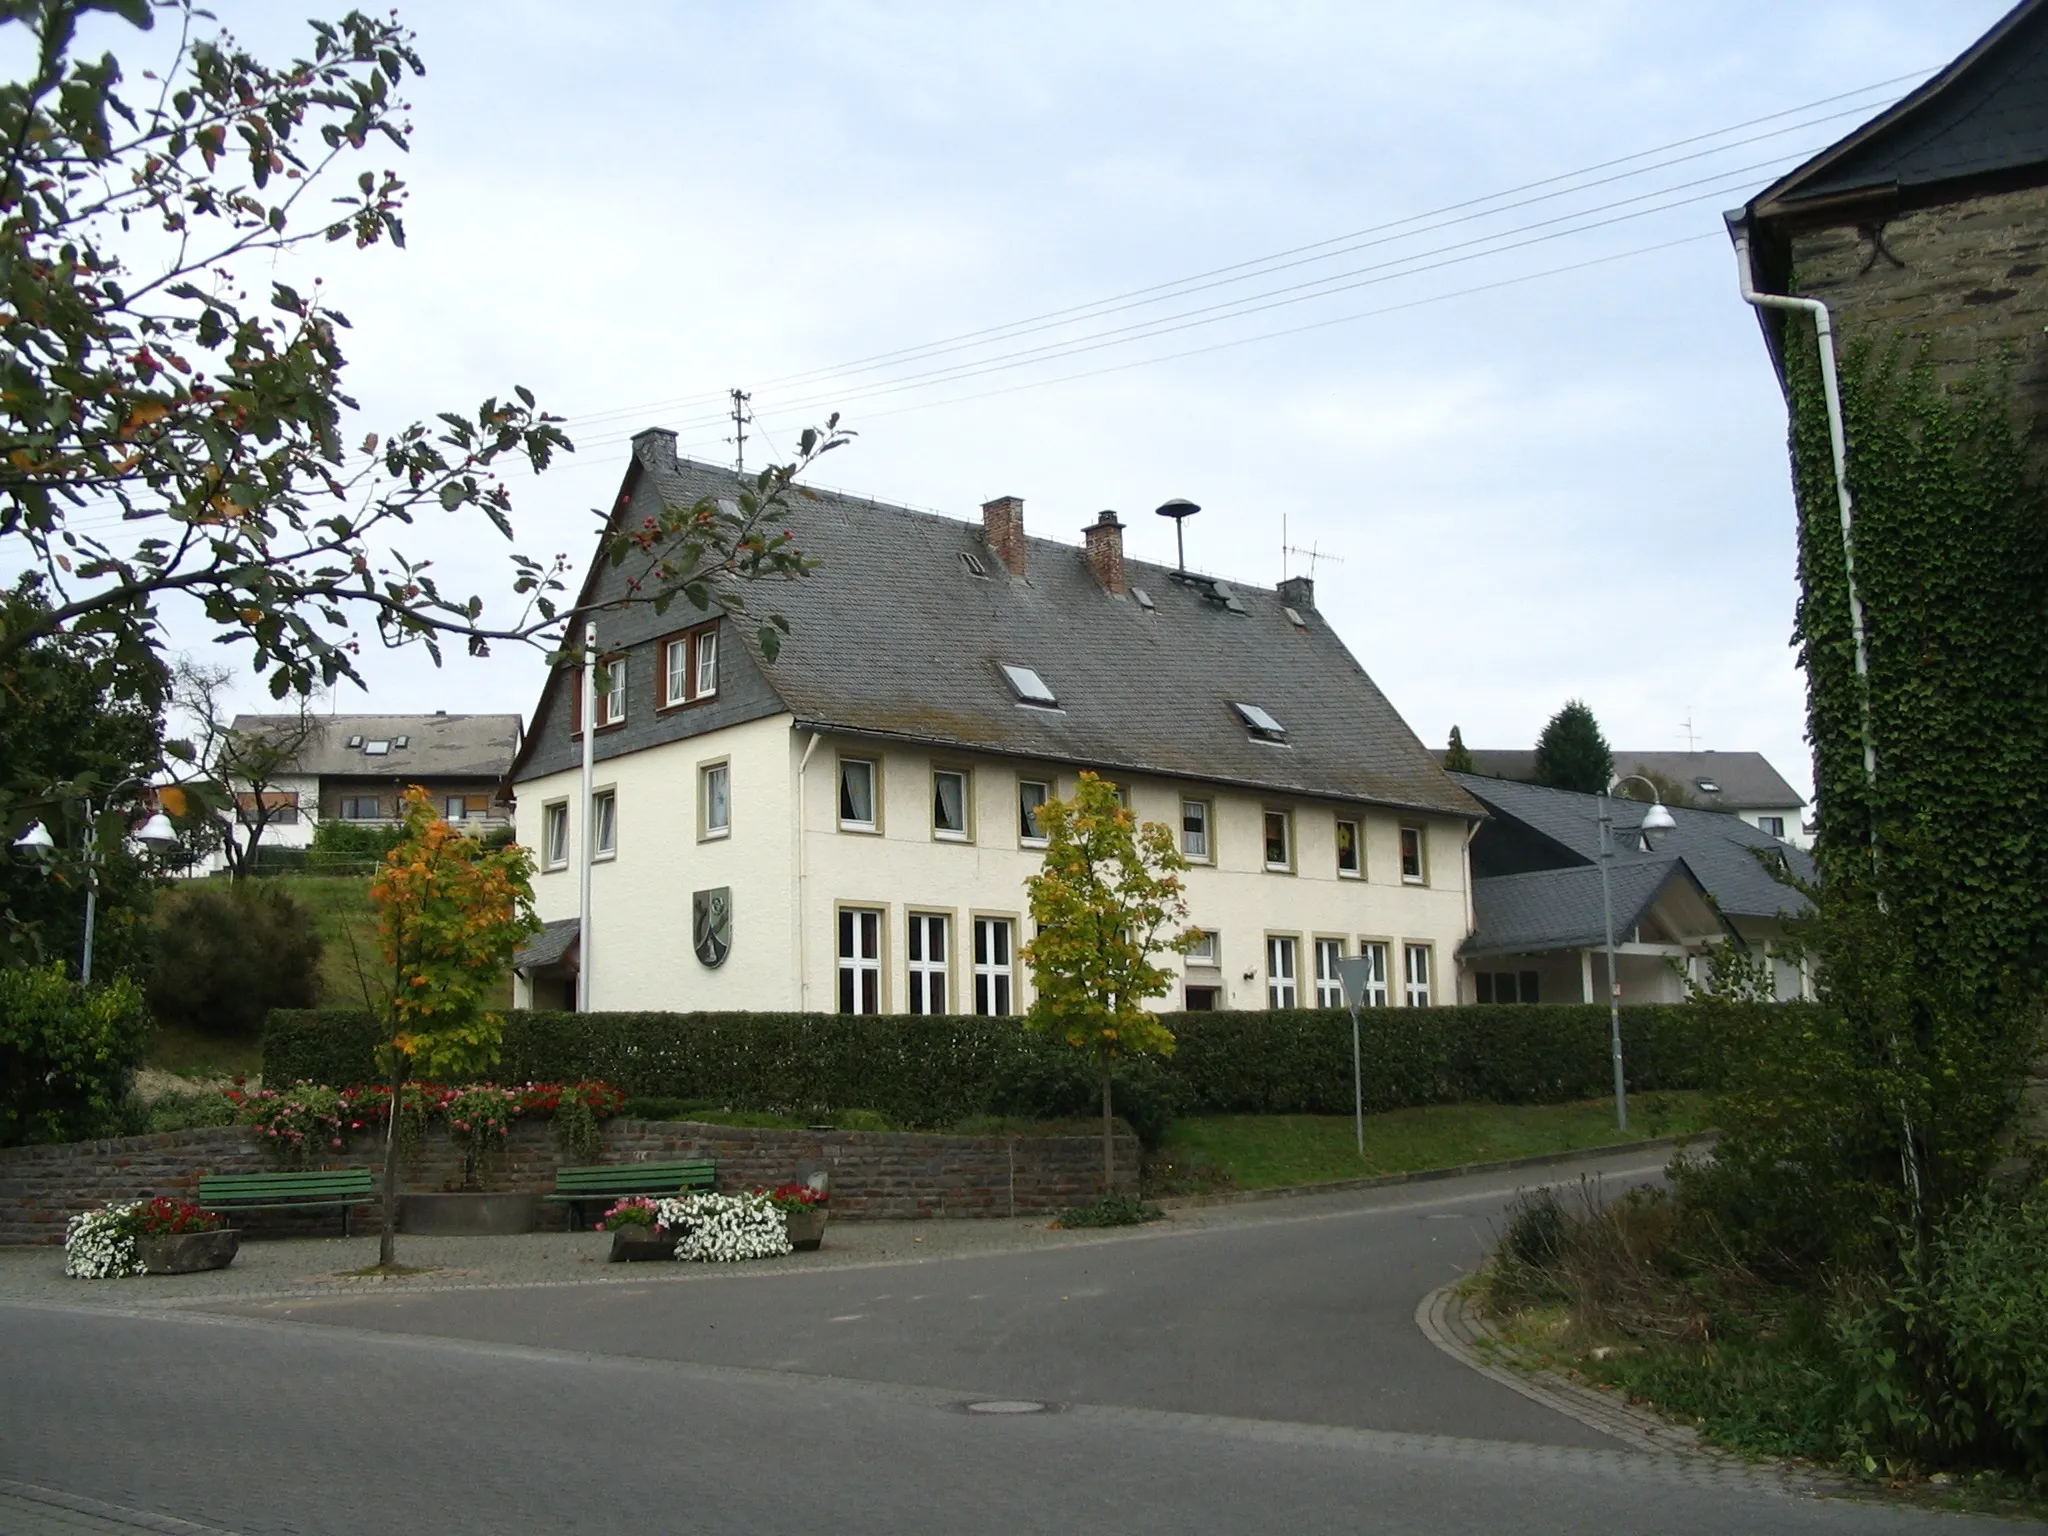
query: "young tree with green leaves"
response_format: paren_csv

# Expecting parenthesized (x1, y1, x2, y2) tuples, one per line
(1021, 773, 1198, 1193)
(365, 786, 539, 1268)
(0, 2, 848, 920)
(1532, 699, 1613, 794)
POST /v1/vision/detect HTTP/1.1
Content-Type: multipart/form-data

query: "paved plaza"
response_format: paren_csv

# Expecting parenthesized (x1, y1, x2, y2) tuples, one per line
(0, 1149, 2015, 1533)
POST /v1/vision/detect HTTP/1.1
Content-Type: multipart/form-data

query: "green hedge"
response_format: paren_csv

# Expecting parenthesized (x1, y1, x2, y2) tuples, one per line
(266, 1003, 1760, 1143)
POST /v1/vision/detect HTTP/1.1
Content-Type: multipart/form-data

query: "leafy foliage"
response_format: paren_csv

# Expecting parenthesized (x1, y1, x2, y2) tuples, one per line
(147, 880, 323, 1039)
(265, 1002, 1723, 1142)
(0, 961, 150, 1145)
(1443, 724, 1475, 774)
(1531, 699, 1613, 794)
(1, 587, 166, 972)
(369, 787, 538, 1082)
(0, 1, 849, 875)
(1056, 1193, 1163, 1228)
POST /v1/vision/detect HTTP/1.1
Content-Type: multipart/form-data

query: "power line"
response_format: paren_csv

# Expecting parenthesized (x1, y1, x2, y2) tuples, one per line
(551, 68, 1927, 435)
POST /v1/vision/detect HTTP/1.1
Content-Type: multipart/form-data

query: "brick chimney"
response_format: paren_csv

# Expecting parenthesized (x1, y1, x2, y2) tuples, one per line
(1083, 509, 1127, 595)
(981, 495, 1026, 577)
(1277, 575, 1315, 611)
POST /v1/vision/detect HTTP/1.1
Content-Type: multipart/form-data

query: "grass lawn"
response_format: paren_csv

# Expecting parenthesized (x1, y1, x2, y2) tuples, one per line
(142, 1021, 263, 1080)
(275, 873, 389, 1007)
(1156, 1092, 1709, 1192)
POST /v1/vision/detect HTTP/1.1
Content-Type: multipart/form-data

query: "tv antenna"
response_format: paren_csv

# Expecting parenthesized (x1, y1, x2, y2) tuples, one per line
(1281, 512, 1345, 581)
(1681, 709, 1697, 752)
(727, 388, 753, 473)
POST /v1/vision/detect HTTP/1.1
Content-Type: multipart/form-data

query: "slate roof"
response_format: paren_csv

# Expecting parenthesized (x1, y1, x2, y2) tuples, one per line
(1466, 856, 1715, 957)
(514, 917, 579, 972)
(1748, 0, 2048, 221)
(1449, 749, 1804, 812)
(231, 713, 522, 781)
(514, 441, 1480, 819)
(1453, 773, 1814, 923)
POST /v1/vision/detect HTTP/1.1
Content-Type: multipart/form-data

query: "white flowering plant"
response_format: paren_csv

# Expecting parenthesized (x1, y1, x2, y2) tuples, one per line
(64, 1201, 145, 1279)
(654, 1191, 793, 1263)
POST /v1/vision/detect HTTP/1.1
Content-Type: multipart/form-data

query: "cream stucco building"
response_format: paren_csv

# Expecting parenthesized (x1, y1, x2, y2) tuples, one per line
(509, 432, 1484, 1016)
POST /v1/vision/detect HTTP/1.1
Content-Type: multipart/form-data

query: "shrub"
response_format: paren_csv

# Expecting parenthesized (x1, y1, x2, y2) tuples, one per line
(307, 818, 407, 869)
(1057, 1193, 1163, 1228)
(265, 1003, 1731, 1140)
(148, 881, 323, 1039)
(0, 964, 151, 1146)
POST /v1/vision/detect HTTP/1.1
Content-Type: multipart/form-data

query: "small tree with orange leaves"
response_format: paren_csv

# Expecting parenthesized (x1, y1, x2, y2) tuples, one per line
(366, 786, 539, 1267)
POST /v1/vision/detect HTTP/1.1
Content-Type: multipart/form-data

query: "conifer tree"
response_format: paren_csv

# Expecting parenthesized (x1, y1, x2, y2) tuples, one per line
(1444, 726, 1476, 774)
(1532, 700, 1613, 794)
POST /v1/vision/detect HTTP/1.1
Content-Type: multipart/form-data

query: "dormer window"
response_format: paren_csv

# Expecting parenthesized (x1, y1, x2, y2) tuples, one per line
(1001, 664, 1057, 708)
(1233, 702, 1287, 743)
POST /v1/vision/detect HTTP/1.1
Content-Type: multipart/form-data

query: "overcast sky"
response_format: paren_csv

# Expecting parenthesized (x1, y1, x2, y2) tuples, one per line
(54, 2, 2019, 802)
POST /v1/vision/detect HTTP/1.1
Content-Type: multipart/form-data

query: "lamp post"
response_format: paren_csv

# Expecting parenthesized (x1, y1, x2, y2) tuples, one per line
(1597, 775, 1677, 1132)
(1335, 954, 1382, 1156)
(14, 780, 180, 983)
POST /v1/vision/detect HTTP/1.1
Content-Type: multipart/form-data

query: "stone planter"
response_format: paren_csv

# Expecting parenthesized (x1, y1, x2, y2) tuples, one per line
(398, 1191, 538, 1236)
(785, 1207, 827, 1251)
(136, 1228, 238, 1275)
(608, 1227, 679, 1263)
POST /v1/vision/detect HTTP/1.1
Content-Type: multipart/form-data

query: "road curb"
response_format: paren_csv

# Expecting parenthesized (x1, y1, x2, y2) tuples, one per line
(1152, 1134, 1703, 1211)
(1416, 1283, 1858, 1501)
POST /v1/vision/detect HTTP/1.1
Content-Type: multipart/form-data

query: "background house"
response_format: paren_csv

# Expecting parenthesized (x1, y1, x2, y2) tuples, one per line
(208, 712, 521, 866)
(1448, 748, 1810, 848)
(1454, 772, 1815, 1003)
(509, 429, 1482, 1016)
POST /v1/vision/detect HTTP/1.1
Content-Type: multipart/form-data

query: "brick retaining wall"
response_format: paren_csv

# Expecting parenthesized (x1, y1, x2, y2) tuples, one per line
(0, 1118, 1139, 1244)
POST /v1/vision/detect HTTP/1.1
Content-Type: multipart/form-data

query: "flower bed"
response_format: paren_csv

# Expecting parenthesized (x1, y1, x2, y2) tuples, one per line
(65, 1198, 226, 1279)
(654, 1192, 793, 1262)
(223, 1079, 625, 1171)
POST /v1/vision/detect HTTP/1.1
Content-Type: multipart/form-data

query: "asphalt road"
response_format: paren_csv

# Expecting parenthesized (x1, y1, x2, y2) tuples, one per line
(0, 1153, 2005, 1533)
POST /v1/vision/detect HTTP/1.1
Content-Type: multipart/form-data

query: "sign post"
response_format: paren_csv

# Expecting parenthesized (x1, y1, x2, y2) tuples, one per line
(1335, 956, 1379, 1158)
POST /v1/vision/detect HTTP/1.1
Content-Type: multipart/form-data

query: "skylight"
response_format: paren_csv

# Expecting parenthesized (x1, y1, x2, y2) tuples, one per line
(1282, 606, 1306, 629)
(345, 734, 363, 748)
(960, 551, 989, 579)
(1695, 778, 1720, 793)
(1132, 586, 1155, 611)
(393, 735, 409, 749)
(1000, 664, 1058, 708)
(1233, 701, 1287, 741)
(364, 739, 391, 756)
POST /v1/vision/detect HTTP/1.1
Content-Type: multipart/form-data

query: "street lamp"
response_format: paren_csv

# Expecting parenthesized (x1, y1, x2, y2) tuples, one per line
(13, 782, 181, 983)
(1597, 776, 1677, 1133)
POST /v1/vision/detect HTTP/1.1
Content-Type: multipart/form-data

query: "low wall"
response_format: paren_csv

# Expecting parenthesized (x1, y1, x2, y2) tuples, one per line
(0, 1118, 1139, 1245)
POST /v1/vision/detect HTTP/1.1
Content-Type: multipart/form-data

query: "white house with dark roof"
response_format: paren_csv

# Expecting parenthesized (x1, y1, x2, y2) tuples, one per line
(506, 429, 1485, 1016)
(1455, 773, 1816, 1004)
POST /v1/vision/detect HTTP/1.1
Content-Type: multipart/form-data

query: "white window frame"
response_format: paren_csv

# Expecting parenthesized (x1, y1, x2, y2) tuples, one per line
(700, 760, 730, 840)
(694, 627, 719, 700)
(1184, 929, 1216, 967)
(596, 656, 627, 727)
(1266, 934, 1298, 1009)
(542, 800, 569, 870)
(972, 916, 1014, 1016)
(932, 767, 971, 842)
(1263, 808, 1293, 872)
(837, 907, 883, 1014)
(1758, 815, 1785, 839)
(1399, 825, 1427, 885)
(665, 636, 690, 708)
(838, 756, 879, 832)
(1355, 941, 1390, 1007)
(1335, 818, 1362, 878)
(1314, 937, 1346, 1009)
(444, 795, 468, 822)
(1403, 943, 1433, 1007)
(907, 911, 950, 1014)
(1181, 797, 1212, 862)
(1018, 778, 1050, 846)
(592, 788, 617, 861)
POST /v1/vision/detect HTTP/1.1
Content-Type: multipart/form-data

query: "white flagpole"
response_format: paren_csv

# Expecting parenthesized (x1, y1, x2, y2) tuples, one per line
(578, 620, 596, 1012)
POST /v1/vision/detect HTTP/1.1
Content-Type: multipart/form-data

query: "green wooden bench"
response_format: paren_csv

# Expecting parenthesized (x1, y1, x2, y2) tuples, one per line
(548, 1160, 716, 1230)
(198, 1169, 377, 1236)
